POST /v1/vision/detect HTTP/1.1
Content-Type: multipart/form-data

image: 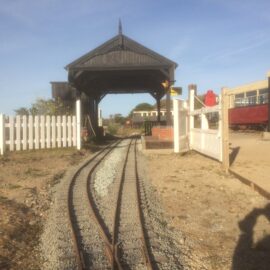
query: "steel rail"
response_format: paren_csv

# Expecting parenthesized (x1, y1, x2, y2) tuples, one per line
(68, 136, 153, 269)
(67, 139, 121, 270)
(85, 139, 124, 266)
(112, 139, 133, 270)
(112, 138, 154, 269)
(134, 139, 154, 270)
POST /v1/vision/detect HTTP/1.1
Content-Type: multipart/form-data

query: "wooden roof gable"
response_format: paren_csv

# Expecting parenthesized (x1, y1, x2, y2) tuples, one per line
(65, 34, 177, 71)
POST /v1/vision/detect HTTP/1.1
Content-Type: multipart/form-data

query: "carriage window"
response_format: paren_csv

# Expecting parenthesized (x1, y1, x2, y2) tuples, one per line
(245, 91, 257, 105)
(246, 90, 256, 97)
(234, 93, 245, 107)
(235, 93, 244, 98)
(259, 88, 268, 104)
(259, 88, 268, 95)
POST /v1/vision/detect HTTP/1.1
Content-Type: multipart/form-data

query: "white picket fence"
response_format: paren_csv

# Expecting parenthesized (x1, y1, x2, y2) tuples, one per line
(0, 114, 79, 155)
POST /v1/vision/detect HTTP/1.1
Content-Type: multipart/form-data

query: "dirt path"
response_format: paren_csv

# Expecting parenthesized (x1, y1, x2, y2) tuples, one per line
(144, 150, 269, 270)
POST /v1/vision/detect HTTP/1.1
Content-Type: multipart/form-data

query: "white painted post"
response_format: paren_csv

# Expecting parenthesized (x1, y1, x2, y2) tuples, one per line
(29, 115, 34, 150)
(76, 98, 81, 150)
(222, 88, 230, 172)
(67, 116, 72, 147)
(62, 115, 67, 147)
(51, 116, 56, 148)
(16, 115, 21, 151)
(0, 114, 5, 155)
(22, 115, 27, 150)
(201, 110, 208, 152)
(34, 116, 40, 149)
(9, 116, 15, 151)
(201, 112, 209, 129)
(189, 85, 195, 149)
(40, 116, 45, 149)
(218, 94, 223, 161)
(57, 116, 61, 147)
(173, 99, 180, 153)
(72, 115, 76, 147)
(46, 115, 51, 148)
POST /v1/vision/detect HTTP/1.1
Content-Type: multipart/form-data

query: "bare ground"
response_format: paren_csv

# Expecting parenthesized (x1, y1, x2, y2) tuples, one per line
(229, 131, 270, 192)
(0, 148, 94, 270)
(1, 133, 269, 269)
(143, 149, 270, 270)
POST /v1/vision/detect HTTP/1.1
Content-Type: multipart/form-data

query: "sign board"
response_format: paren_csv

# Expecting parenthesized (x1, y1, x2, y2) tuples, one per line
(170, 87, 182, 96)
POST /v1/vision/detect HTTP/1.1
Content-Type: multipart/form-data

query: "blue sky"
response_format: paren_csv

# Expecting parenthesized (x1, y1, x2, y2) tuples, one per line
(1, 0, 270, 117)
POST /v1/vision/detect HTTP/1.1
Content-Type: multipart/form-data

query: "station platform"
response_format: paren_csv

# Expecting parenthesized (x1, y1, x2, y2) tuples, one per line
(141, 136, 173, 150)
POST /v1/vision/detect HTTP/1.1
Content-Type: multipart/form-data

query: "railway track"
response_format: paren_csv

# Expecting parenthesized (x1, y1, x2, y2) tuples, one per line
(67, 137, 155, 269)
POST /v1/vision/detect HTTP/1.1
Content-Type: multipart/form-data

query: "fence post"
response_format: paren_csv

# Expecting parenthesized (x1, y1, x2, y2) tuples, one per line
(218, 94, 223, 161)
(0, 114, 5, 155)
(173, 99, 179, 153)
(222, 87, 229, 172)
(188, 84, 196, 149)
(267, 71, 270, 132)
(76, 98, 81, 150)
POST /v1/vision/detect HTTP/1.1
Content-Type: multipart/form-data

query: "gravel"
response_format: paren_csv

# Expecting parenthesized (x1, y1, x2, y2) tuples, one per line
(40, 139, 186, 269)
(94, 140, 127, 197)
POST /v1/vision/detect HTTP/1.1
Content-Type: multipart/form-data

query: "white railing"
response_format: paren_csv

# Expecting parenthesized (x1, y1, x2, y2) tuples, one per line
(0, 114, 78, 155)
(234, 93, 268, 107)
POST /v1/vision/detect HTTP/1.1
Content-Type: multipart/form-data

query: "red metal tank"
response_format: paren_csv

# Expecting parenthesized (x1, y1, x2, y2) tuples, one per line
(204, 90, 217, 107)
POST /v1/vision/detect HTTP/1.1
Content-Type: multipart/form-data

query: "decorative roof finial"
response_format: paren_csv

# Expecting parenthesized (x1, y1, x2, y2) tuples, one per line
(118, 18, 123, 35)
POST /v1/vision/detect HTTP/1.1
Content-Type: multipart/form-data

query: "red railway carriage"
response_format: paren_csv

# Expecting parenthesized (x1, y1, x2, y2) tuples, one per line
(229, 104, 268, 128)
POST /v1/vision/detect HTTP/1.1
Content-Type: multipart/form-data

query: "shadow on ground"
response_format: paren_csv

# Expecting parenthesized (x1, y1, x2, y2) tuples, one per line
(232, 203, 270, 270)
(229, 146, 240, 166)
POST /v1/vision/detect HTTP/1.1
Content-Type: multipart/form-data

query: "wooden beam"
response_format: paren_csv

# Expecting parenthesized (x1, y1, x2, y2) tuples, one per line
(268, 72, 270, 132)
(221, 87, 229, 173)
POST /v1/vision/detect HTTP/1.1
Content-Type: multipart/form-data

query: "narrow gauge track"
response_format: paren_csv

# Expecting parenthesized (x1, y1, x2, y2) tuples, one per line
(67, 137, 154, 270)
(112, 139, 153, 269)
(68, 139, 122, 269)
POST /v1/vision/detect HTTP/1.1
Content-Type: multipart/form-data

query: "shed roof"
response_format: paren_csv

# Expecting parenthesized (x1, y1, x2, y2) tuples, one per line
(65, 34, 177, 71)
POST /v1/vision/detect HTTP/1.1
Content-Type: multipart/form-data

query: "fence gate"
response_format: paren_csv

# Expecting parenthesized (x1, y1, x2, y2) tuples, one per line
(188, 88, 223, 162)
(173, 99, 189, 153)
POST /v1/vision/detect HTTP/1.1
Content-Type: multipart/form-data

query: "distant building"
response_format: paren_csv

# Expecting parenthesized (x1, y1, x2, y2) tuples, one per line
(132, 109, 174, 125)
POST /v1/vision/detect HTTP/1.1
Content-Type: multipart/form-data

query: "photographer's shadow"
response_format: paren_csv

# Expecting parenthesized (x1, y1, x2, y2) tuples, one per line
(232, 203, 270, 270)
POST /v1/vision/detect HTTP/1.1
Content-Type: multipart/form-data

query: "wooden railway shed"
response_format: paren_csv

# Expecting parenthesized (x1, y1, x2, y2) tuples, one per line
(51, 24, 177, 137)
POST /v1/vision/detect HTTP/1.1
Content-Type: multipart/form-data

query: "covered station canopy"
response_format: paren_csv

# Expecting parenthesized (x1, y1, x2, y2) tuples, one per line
(51, 24, 178, 134)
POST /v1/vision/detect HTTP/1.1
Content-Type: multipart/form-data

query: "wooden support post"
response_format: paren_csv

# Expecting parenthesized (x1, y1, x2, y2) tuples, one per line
(222, 87, 229, 172)
(218, 94, 222, 161)
(94, 99, 99, 130)
(166, 90, 171, 126)
(0, 114, 5, 155)
(76, 97, 82, 150)
(267, 71, 270, 132)
(173, 99, 179, 153)
(98, 108, 103, 127)
(157, 97, 161, 123)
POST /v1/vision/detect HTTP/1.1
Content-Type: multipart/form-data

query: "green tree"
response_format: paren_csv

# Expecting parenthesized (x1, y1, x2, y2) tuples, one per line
(114, 114, 126, 125)
(128, 102, 154, 117)
(14, 107, 30, 115)
(15, 98, 74, 115)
